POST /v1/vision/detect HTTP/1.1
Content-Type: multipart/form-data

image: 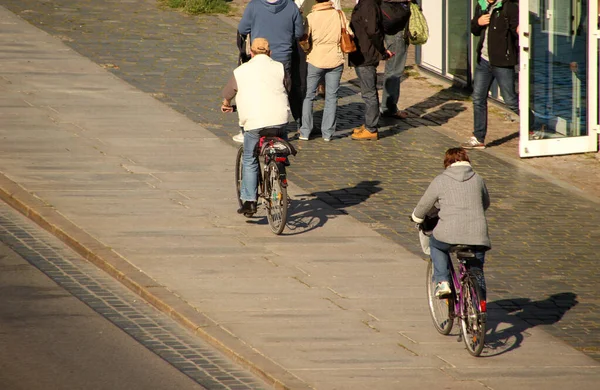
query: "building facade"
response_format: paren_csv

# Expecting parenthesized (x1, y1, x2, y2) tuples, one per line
(417, 0, 599, 157)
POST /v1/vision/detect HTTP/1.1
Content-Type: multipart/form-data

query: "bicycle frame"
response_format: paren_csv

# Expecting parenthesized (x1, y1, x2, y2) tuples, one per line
(256, 138, 288, 197)
(235, 134, 294, 235)
(448, 258, 468, 320)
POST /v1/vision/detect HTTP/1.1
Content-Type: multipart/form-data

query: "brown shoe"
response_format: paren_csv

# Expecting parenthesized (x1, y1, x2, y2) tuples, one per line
(351, 129, 378, 141)
(352, 125, 366, 134)
(382, 110, 409, 119)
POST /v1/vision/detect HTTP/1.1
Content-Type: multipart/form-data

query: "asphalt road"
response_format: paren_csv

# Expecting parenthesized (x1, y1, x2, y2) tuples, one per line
(0, 241, 208, 390)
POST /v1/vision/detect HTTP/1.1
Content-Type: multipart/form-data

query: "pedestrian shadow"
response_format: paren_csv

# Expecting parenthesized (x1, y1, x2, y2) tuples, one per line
(485, 131, 519, 148)
(338, 85, 359, 99)
(311, 180, 382, 210)
(331, 102, 420, 137)
(333, 102, 369, 132)
(405, 87, 469, 126)
(281, 180, 383, 235)
(482, 292, 578, 357)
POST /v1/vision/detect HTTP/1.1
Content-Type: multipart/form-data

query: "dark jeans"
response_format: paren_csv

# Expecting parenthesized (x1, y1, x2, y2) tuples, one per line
(288, 40, 307, 125)
(355, 65, 380, 132)
(472, 59, 519, 143)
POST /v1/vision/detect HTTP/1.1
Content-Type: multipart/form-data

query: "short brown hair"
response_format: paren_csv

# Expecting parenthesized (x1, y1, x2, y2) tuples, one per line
(444, 147, 470, 168)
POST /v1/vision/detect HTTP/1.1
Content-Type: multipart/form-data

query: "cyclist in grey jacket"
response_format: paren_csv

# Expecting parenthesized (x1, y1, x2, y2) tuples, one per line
(412, 147, 491, 298)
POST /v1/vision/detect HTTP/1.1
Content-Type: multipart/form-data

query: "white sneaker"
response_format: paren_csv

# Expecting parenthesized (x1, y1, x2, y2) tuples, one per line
(232, 131, 244, 143)
(298, 136, 309, 141)
(435, 281, 451, 298)
(461, 136, 485, 150)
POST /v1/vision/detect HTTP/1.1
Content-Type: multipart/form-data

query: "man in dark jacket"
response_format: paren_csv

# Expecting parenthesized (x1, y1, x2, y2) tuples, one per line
(349, 0, 394, 141)
(462, 0, 519, 149)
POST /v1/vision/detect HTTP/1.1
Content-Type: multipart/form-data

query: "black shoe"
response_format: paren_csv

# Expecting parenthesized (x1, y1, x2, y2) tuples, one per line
(237, 201, 257, 215)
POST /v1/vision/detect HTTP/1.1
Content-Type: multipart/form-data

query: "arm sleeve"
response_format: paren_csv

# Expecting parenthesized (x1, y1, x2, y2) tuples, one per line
(482, 181, 491, 211)
(293, 8, 305, 39)
(470, 5, 484, 36)
(507, 3, 519, 41)
(222, 75, 238, 101)
(238, 4, 253, 35)
(413, 179, 440, 222)
(364, 5, 386, 55)
(284, 71, 292, 93)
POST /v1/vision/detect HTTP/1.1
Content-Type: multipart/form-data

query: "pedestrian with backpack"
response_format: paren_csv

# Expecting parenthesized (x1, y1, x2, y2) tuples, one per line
(379, 0, 413, 119)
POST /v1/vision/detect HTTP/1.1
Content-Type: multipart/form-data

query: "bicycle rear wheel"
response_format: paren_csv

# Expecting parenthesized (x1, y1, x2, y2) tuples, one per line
(426, 260, 454, 335)
(265, 161, 287, 235)
(460, 275, 487, 356)
(234, 145, 243, 208)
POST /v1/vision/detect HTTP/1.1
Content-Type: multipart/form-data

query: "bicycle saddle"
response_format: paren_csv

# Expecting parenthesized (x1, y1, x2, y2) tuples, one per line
(449, 245, 487, 258)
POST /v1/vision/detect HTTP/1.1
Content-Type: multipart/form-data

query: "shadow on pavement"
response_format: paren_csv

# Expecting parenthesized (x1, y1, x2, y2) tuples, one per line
(284, 198, 343, 235)
(282, 181, 383, 235)
(483, 292, 579, 357)
(405, 87, 469, 126)
(486, 131, 519, 148)
(312, 180, 383, 210)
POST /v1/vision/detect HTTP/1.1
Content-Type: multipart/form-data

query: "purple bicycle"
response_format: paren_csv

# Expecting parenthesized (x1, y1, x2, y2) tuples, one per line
(425, 244, 488, 356)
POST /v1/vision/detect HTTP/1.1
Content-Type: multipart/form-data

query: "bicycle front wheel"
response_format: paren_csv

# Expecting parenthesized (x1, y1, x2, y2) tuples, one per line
(234, 145, 243, 208)
(460, 275, 486, 356)
(265, 161, 288, 235)
(426, 260, 454, 335)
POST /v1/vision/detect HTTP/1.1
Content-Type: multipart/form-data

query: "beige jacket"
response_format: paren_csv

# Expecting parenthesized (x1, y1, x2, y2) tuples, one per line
(305, 3, 351, 69)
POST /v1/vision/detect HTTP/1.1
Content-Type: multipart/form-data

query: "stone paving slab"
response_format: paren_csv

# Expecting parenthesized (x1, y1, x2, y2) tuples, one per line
(1, 2, 600, 389)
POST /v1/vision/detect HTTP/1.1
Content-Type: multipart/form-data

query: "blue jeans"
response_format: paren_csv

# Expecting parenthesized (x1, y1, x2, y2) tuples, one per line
(240, 126, 286, 202)
(472, 59, 519, 143)
(354, 65, 380, 132)
(300, 63, 343, 140)
(382, 32, 408, 114)
(429, 235, 485, 285)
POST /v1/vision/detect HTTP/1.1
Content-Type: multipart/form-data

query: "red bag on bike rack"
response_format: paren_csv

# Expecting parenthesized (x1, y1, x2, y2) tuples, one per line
(259, 137, 297, 157)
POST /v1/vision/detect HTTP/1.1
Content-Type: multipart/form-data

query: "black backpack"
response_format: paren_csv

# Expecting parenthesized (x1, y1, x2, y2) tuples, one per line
(381, 1, 411, 36)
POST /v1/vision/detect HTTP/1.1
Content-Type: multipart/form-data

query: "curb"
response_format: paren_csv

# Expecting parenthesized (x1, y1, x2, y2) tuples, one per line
(0, 172, 311, 390)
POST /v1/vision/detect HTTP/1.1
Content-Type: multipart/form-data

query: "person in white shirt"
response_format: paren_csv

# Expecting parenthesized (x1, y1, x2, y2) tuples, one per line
(221, 38, 291, 215)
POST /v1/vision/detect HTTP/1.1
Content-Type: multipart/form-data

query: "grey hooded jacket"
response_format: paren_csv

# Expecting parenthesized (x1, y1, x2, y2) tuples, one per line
(412, 162, 491, 248)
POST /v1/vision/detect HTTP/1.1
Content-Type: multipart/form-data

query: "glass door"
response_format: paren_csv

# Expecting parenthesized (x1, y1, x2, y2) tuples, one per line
(446, 0, 470, 83)
(421, 0, 444, 73)
(519, 0, 598, 157)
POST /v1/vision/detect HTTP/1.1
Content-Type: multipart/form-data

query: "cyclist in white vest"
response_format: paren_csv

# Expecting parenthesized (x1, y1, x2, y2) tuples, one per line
(221, 38, 291, 215)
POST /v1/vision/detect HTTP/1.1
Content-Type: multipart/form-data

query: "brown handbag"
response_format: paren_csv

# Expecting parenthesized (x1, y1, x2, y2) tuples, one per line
(337, 10, 356, 54)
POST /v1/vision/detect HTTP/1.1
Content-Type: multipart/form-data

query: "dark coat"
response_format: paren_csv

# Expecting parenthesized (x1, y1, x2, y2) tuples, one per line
(348, 0, 387, 67)
(471, 0, 519, 67)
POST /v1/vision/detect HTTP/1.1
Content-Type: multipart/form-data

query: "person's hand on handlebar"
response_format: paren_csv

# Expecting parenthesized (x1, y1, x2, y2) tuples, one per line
(221, 99, 234, 113)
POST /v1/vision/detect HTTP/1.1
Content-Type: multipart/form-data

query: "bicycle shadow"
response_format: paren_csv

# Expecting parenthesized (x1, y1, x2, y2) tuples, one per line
(283, 180, 383, 235)
(240, 195, 347, 234)
(482, 292, 578, 357)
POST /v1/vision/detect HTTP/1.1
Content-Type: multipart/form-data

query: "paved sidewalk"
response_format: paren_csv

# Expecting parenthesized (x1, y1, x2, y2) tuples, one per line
(1, 2, 600, 389)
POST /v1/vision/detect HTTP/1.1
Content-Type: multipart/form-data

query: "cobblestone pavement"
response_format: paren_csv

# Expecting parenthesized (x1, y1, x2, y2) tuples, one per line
(2, 0, 599, 362)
